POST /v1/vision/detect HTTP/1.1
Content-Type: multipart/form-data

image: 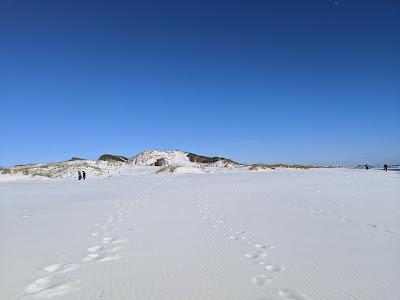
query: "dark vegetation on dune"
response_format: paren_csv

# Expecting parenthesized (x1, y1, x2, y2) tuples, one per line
(187, 153, 237, 164)
(98, 154, 129, 163)
(69, 157, 85, 161)
(154, 158, 168, 166)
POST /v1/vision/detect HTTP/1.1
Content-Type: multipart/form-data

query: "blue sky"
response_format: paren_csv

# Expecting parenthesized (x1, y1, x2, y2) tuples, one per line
(0, 0, 399, 166)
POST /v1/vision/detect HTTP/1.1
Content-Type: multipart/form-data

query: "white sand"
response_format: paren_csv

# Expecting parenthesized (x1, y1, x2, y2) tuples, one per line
(0, 168, 399, 299)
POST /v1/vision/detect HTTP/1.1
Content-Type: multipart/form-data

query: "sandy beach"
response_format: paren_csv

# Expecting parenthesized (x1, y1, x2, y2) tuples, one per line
(1, 168, 399, 300)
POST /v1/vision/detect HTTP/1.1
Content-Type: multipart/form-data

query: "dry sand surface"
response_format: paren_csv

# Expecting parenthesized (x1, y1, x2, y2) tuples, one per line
(1, 168, 399, 299)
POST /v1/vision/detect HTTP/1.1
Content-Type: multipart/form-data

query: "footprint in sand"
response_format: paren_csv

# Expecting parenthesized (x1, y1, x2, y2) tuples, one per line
(98, 255, 120, 262)
(42, 264, 64, 273)
(250, 274, 273, 286)
(228, 231, 248, 241)
(43, 263, 78, 274)
(245, 250, 268, 260)
(82, 251, 120, 263)
(340, 217, 352, 223)
(253, 243, 274, 250)
(87, 245, 104, 253)
(102, 236, 114, 244)
(87, 244, 109, 257)
(24, 264, 80, 298)
(82, 253, 102, 262)
(264, 264, 284, 272)
(212, 223, 225, 229)
(112, 238, 128, 244)
(229, 235, 246, 240)
(363, 223, 385, 232)
(278, 289, 311, 300)
(24, 276, 79, 298)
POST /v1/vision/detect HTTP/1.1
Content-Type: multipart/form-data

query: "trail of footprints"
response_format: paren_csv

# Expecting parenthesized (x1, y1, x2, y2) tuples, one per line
(22, 189, 152, 298)
(302, 199, 397, 237)
(82, 204, 129, 264)
(196, 192, 309, 300)
(275, 192, 397, 238)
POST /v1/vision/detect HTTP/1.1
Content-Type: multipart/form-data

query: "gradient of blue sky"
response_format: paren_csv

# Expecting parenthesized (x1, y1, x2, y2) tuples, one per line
(0, 0, 399, 166)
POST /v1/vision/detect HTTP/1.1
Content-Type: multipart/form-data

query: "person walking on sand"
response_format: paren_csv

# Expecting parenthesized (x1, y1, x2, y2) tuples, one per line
(384, 164, 388, 171)
(78, 171, 82, 180)
(82, 170, 86, 180)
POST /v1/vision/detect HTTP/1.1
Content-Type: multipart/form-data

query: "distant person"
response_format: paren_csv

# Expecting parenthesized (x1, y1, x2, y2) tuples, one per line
(82, 170, 86, 180)
(78, 171, 82, 180)
(384, 164, 388, 171)
(365, 164, 369, 170)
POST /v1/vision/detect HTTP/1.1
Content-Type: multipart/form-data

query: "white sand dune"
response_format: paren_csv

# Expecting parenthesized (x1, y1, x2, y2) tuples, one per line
(0, 168, 399, 299)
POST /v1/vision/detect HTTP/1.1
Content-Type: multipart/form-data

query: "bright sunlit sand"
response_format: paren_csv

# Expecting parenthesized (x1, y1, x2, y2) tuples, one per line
(1, 167, 399, 299)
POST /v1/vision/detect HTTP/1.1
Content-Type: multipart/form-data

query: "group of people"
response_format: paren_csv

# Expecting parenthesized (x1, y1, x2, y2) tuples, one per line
(78, 170, 86, 180)
(365, 164, 389, 171)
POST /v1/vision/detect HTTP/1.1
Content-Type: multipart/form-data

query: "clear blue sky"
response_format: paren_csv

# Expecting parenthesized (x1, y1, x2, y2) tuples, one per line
(0, 0, 399, 167)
